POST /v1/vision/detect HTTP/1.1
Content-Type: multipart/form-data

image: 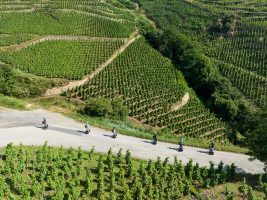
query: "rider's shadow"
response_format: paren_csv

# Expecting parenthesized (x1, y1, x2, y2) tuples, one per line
(168, 147, 178, 151)
(103, 134, 114, 138)
(36, 126, 83, 136)
(197, 150, 210, 155)
(143, 140, 154, 145)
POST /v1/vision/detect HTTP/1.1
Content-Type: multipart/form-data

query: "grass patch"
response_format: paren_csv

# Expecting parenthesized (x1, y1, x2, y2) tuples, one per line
(0, 94, 26, 110)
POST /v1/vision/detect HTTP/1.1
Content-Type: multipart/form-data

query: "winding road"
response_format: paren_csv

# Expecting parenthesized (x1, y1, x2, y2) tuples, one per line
(0, 108, 264, 174)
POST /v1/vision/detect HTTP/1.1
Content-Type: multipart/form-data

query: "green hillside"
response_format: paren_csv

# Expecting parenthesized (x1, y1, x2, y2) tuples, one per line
(0, 0, 266, 199)
(139, 0, 267, 108)
(0, 40, 125, 79)
(68, 38, 226, 141)
(0, 0, 230, 142)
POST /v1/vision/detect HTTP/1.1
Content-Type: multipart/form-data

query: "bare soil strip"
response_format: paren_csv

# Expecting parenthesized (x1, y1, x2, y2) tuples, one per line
(171, 92, 190, 111)
(59, 9, 128, 22)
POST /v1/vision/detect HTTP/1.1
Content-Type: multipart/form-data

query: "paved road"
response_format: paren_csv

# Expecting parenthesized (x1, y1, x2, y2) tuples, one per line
(0, 109, 264, 174)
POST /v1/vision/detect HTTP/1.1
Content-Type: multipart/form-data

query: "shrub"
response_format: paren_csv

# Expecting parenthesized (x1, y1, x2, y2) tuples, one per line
(84, 98, 113, 117)
(84, 98, 128, 120)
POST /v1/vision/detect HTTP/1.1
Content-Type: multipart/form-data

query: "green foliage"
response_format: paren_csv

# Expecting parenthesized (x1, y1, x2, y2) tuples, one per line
(139, 0, 266, 142)
(245, 108, 267, 170)
(84, 98, 113, 118)
(70, 37, 226, 141)
(0, 143, 259, 199)
(0, 64, 59, 98)
(209, 14, 235, 35)
(111, 98, 129, 120)
(224, 186, 234, 200)
(0, 94, 26, 109)
(0, 34, 35, 47)
(0, 40, 124, 80)
(0, 11, 134, 38)
(84, 98, 128, 120)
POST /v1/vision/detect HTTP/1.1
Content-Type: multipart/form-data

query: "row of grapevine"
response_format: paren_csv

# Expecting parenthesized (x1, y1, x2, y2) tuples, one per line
(47, 0, 136, 21)
(208, 36, 266, 76)
(140, 0, 267, 108)
(0, 10, 135, 38)
(0, 39, 125, 79)
(0, 143, 238, 199)
(67, 38, 226, 141)
(215, 59, 267, 107)
(206, 18, 267, 107)
(0, 34, 35, 47)
(0, 0, 35, 6)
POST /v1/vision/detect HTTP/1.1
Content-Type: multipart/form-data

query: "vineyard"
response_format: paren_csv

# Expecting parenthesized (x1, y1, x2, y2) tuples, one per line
(0, 0, 137, 81)
(0, 39, 125, 79)
(140, 0, 267, 107)
(67, 38, 227, 141)
(0, 0, 135, 38)
(0, 11, 134, 38)
(0, 143, 253, 199)
(0, 34, 36, 47)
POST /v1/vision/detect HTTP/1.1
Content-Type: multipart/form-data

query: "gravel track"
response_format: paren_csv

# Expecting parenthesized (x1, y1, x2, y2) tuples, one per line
(0, 108, 264, 174)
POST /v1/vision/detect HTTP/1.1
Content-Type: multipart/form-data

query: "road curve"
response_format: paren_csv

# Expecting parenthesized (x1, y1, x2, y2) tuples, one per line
(0, 109, 264, 174)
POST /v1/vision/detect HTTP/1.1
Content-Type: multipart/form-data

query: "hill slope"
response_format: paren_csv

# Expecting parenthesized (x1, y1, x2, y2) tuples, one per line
(139, 0, 267, 108)
(0, 0, 229, 142)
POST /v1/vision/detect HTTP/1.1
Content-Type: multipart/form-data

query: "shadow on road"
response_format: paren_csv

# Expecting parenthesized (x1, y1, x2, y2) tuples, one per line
(103, 134, 114, 138)
(36, 126, 83, 136)
(143, 140, 154, 145)
(197, 150, 210, 155)
(168, 147, 178, 151)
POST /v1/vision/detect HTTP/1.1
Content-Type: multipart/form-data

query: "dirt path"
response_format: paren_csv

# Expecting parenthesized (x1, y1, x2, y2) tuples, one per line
(0, 108, 264, 174)
(171, 92, 190, 111)
(45, 33, 140, 96)
(0, 8, 34, 13)
(0, 35, 127, 51)
(59, 9, 128, 22)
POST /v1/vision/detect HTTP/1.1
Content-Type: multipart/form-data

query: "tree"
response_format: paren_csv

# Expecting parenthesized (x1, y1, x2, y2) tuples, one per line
(111, 98, 128, 120)
(84, 98, 113, 117)
(245, 108, 267, 171)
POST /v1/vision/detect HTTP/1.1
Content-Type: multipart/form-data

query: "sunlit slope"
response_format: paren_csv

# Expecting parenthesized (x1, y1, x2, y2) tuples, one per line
(140, 0, 267, 107)
(68, 38, 226, 141)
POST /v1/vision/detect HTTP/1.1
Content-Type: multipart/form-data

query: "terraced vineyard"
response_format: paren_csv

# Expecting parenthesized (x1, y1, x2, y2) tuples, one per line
(0, 0, 229, 141)
(68, 38, 226, 141)
(140, 0, 267, 107)
(0, 39, 125, 79)
(0, 34, 36, 47)
(0, 11, 134, 38)
(0, 0, 136, 80)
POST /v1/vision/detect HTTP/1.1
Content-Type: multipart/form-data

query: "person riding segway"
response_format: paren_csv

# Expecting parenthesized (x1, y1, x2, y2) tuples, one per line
(85, 122, 90, 134)
(152, 133, 157, 145)
(209, 141, 215, 155)
(42, 117, 48, 130)
(178, 137, 184, 152)
(112, 126, 117, 139)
